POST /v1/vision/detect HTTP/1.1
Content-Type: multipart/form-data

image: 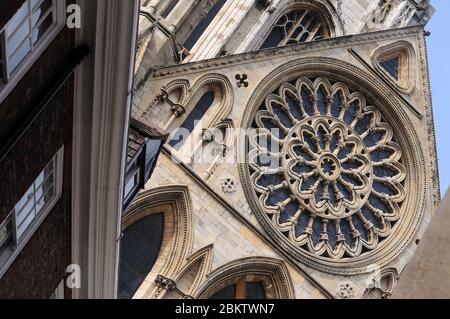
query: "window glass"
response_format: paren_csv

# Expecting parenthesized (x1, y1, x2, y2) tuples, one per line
(183, 0, 228, 51)
(0, 218, 13, 256)
(0, 147, 63, 277)
(13, 156, 56, 240)
(124, 170, 139, 200)
(169, 91, 215, 150)
(208, 280, 267, 299)
(209, 285, 236, 299)
(118, 214, 164, 299)
(260, 9, 327, 49)
(32, 0, 53, 27)
(380, 57, 400, 80)
(161, 0, 179, 19)
(245, 282, 266, 299)
(1, 0, 57, 81)
(5, 3, 28, 39)
(32, 13, 53, 44)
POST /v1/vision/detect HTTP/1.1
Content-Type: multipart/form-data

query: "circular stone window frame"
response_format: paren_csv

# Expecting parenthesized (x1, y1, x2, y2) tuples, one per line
(238, 57, 426, 275)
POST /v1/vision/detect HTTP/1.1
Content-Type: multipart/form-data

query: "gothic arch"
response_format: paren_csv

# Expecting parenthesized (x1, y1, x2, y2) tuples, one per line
(241, 0, 343, 52)
(195, 118, 235, 180)
(165, 74, 234, 159)
(371, 40, 417, 94)
(363, 267, 399, 299)
(238, 57, 426, 275)
(162, 79, 191, 106)
(123, 185, 194, 284)
(195, 257, 295, 299)
(172, 244, 214, 297)
(187, 73, 234, 128)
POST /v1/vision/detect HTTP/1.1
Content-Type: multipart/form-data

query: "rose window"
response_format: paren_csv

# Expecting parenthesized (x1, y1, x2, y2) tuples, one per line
(247, 77, 406, 260)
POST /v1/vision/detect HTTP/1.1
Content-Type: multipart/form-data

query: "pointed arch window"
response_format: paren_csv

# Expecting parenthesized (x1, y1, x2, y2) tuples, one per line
(161, 0, 179, 19)
(118, 213, 164, 299)
(209, 276, 266, 299)
(260, 8, 329, 49)
(183, 0, 228, 51)
(372, 41, 416, 93)
(168, 91, 215, 150)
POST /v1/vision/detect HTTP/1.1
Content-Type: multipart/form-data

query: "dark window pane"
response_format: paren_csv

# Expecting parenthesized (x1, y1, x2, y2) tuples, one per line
(209, 284, 236, 299)
(32, 0, 53, 27)
(161, 0, 179, 19)
(183, 0, 228, 51)
(260, 27, 284, 49)
(260, 9, 326, 49)
(32, 13, 53, 45)
(380, 57, 399, 80)
(118, 213, 164, 299)
(245, 282, 266, 299)
(169, 91, 215, 150)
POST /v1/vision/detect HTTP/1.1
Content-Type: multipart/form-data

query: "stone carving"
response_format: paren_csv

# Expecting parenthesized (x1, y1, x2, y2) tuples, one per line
(363, 268, 398, 299)
(393, 2, 416, 27)
(336, 281, 355, 299)
(236, 74, 249, 88)
(155, 275, 177, 291)
(237, 57, 428, 275)
(221, 177, 237, 194)
(362, 0, 395, 32)
(247, 76, 405, 260)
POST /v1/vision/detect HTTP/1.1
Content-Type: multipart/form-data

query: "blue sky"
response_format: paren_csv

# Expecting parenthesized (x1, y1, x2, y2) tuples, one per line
(428, 0, 450, 197)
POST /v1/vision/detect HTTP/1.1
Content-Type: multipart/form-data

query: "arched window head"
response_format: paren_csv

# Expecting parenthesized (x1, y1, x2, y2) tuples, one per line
(168, 91, 215, 151)
(208, 275, 268, 299)
(260, 8, 330, 49)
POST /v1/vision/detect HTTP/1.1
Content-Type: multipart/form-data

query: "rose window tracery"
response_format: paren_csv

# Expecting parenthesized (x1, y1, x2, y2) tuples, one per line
(260, 9, 329, 49)
(247, 77, 406, 260)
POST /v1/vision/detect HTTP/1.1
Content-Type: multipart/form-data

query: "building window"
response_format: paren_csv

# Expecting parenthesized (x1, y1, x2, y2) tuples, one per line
(380, 57, 400, 80)
(209, 276, 266, 299)
(0, 0, 66, 103)
(161, 0, 179, 19)
(168, 91, 215, 150)
(123, 127, 165, 210)
(372, 41, 416, 94)
(124, 163, 140, 203)
(118, 213, 164, 299)
(260, 9, 328, 49)
(183, 0, 228, 52)
(0, 146, 64, 278)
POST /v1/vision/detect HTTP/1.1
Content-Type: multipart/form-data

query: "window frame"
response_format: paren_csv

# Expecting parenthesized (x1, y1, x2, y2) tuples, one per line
(259, 8, 329, 50)
(0, 0, 66, 104)
(124, 161, 141, 204)
(167, 90, 217, 160)
(0, 146, 64, 279)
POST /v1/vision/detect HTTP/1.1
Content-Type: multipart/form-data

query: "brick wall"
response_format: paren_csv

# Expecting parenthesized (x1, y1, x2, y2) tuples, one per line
(0, 1, 76, 298)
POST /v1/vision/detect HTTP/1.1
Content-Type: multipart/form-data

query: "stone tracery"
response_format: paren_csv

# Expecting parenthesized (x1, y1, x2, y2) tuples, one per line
(246, 76, 406, 260)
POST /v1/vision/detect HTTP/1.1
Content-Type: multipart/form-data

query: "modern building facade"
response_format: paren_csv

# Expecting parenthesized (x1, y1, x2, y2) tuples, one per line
(123, 0, 440, 299)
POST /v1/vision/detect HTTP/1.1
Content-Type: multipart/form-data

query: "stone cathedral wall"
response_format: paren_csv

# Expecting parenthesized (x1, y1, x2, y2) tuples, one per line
(127, 0, 437, 299)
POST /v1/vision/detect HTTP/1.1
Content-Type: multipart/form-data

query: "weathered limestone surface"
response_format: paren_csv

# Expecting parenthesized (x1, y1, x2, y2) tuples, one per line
(393, 188, 450, 299)
(128, 0, 438, 299)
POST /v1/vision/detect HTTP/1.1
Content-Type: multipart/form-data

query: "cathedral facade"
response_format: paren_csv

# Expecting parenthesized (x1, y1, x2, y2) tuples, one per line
(120, 0, 439, 299)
